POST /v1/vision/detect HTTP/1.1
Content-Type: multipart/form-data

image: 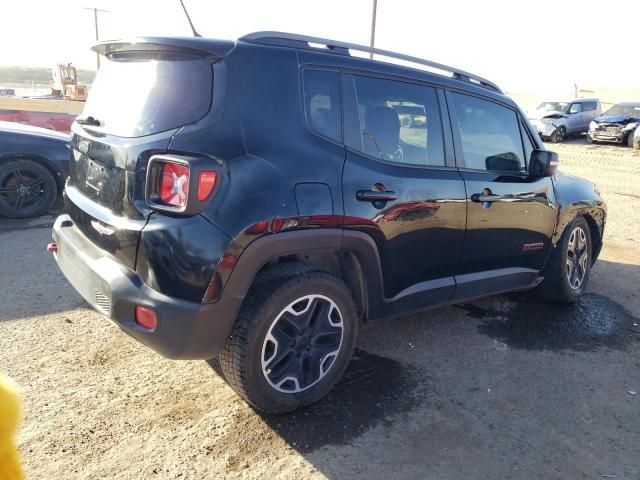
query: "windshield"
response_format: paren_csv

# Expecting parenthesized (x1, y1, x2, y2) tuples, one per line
(602, 104, 640, 118)
(536, 102, 569, 113)
(81, 52, 212, 138)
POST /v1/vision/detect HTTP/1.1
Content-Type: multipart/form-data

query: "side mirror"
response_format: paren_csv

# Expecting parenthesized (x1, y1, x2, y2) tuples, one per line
(530, 149, 559, 177)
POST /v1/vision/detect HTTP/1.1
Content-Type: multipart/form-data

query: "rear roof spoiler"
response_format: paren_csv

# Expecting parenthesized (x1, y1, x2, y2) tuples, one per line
(92, 37, 234, 60)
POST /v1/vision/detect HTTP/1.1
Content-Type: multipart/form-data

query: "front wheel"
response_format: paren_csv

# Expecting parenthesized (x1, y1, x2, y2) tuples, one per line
(539, 217, 592, 303)
(627, 132, 636, 148)
(551, 126, 566, 143)
(219, 265, 359, 413)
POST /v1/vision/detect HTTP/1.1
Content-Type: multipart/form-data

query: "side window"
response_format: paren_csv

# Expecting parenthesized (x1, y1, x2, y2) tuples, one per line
(303, 69, 342, 142)
(584, 101, 596, 111)
(569, 103, 582, 114)
(346, 75, 444, 166)
(450, 92, 525, 172)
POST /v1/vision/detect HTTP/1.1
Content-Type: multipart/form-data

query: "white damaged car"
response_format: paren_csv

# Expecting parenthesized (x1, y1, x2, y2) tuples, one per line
(528, 99, 601, 143)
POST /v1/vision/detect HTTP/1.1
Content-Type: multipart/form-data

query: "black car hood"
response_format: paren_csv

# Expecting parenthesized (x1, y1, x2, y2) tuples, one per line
(593, 115, 640, 125)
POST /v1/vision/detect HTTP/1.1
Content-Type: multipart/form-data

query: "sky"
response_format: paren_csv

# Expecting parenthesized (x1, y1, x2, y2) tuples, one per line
(2, 0, 639, 95)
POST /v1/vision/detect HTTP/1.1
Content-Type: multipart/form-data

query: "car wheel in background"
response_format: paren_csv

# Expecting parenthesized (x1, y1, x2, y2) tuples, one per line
(400, 115, 413, 128)
(627, 132, 635, 148)
(551, 126, 566, 143)
(0, 159, 57, 218)
(219, 264, 359, 413)
(539, 216, 592, 303)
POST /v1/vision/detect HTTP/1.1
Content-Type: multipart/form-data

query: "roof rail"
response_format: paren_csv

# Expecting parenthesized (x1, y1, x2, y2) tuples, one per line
(240, 31, 502, 93)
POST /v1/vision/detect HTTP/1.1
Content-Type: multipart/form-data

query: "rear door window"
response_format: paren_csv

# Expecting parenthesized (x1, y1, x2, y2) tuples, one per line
(345, 75, 444, 166)
(449, 93, 526, 172)
(81, 53, 212, 138)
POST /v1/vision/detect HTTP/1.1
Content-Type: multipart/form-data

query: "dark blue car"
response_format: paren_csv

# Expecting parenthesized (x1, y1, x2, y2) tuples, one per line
(0, 121, 69, 218)
(587, 102, 640, 146)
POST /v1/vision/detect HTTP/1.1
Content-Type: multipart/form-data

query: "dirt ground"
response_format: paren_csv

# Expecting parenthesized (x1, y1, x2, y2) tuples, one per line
(1, 137, 639, 479)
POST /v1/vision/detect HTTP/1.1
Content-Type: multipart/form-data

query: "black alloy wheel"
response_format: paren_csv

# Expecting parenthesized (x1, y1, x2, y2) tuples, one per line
(0, 159, 57, 218)
(261, 294, 344, 393)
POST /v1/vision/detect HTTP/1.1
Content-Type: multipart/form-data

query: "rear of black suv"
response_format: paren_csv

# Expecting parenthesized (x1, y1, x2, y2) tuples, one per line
(52, 33, 605, 414)
(52, 38, 246, 359)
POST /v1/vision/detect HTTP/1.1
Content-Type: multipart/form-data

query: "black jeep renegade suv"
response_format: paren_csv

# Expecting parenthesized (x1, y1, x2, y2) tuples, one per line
(50, 32, 606, 413)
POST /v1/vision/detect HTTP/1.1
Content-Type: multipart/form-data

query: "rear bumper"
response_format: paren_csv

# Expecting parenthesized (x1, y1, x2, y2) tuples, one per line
(52, 214, 238, 359)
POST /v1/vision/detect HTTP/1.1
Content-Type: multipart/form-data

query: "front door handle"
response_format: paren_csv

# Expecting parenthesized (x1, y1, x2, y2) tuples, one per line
(356, 190, 398, 202)
(471, 193, 507, 203)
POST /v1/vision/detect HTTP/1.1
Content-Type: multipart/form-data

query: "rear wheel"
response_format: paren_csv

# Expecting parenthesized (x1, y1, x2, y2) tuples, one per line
(219, 265, 359, 413)
(539, 217, 592, 303)
(0, 159, 57, 218)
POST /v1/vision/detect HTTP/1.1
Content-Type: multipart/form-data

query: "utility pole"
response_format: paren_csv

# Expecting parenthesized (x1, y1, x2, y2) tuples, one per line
(369, 0, 377, 59)
(84, 7, 108, 70)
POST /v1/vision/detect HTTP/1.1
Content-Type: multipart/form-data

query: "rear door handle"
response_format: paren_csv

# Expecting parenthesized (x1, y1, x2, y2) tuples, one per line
(356, 190, 398, 202)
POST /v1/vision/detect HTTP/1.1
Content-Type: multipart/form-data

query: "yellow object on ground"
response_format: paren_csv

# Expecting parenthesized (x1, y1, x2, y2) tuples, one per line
(0, 374, 24, 480)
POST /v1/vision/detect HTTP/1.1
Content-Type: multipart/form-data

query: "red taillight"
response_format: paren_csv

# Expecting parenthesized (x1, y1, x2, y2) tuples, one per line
(197, 171, 217, 201)
(147, 156, 218, 213)
(134, 305, 157, 330)
(160, 162, 190, 207)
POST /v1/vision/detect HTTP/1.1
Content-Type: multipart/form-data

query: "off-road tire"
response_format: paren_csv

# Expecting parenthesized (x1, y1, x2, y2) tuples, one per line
(539, 216, 592, 303)
(218, 264, 359, 413)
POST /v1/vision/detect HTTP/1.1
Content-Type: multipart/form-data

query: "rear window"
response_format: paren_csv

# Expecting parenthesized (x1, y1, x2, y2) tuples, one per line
(81, 53, 212, 138)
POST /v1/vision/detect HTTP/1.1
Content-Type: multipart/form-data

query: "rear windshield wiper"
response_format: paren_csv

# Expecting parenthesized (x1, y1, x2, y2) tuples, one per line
(76, 116, 102, 127)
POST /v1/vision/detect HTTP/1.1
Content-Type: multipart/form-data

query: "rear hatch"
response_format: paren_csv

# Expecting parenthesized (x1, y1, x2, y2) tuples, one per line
(66, 40, 223, 268)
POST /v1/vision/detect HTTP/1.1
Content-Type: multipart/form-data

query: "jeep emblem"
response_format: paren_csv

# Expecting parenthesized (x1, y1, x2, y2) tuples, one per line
(91, 220, 114, 236)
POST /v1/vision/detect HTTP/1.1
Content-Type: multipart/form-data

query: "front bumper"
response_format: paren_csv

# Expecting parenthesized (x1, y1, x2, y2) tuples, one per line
(52, 214, 238, 359)
(588, 132, 626, 143)
(537, 122, 558, 138)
